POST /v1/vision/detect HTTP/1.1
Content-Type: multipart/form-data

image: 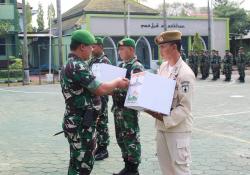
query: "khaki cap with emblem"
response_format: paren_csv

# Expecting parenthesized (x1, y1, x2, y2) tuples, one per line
(154, 30, 182, 45)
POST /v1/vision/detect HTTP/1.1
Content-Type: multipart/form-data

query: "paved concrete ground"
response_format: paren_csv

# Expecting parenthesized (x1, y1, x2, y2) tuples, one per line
(0, 74, 250, 175)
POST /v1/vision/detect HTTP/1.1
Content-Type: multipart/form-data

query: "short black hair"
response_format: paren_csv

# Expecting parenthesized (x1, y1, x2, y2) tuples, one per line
(169, 40, 182, 53)
(70, 40, 82, 51)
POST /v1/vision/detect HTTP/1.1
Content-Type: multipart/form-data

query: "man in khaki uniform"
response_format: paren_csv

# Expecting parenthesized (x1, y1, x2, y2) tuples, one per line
(146, 30, 195, 175)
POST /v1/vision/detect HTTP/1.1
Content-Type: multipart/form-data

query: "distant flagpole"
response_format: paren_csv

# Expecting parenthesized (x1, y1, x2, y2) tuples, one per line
(127, 3, 130, 37)
(123, 0, 128, 37)
(208, 0, 212, 51)
(210, 0, 214, 50)
(163, 0, 167, 31)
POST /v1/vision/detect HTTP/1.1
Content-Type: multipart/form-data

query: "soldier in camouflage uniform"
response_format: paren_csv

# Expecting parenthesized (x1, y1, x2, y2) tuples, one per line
(112, 38, 144, 175)
(88, 37, 111, 161)
(199, 50, 206, 79)
(181, 48, 187, 62)
(211, 50, 221, 80)
(204, 50, 211, 79)
(60, 30, 129, 175)
(236, 47, 247, 83)
(223, 50, 233, 82)
(216, 50, 222, 79)
(188, 51, 198, 77)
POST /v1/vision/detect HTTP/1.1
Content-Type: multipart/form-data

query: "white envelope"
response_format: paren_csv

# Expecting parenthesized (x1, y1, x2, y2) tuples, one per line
(91, 63, 127, 83)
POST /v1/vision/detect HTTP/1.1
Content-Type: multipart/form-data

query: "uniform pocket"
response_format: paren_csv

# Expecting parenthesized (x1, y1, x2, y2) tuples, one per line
(175, 139, 192, 166)
(63, 116, 82, 133)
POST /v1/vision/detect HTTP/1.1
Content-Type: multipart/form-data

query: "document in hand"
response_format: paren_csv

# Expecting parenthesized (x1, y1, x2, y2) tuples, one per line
(91, 63, 127, 82)
(124, 71, 176, 115)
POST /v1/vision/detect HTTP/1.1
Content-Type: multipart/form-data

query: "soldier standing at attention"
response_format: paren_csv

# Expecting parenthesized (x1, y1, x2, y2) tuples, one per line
(181, 48, 187, 62)
(188, 51, 198, 78)
(211, 49, 220, 80)
(112, 38, 144, 175)
(216, 50, 222, 79)
(88, 37, 111, 161)
(204, 50, 211, 79)
(188, 50, 194, 70)
(200, 50, 206, 80)
(147, 30, 195, 175)
(223, 50, 233, 82)
(60, 30, 129, 175)
(236, 47, 247, 83)
(193, 51, 199, 78)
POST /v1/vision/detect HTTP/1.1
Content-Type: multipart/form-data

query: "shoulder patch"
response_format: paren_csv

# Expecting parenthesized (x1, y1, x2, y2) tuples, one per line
(181, 81, 190, 93)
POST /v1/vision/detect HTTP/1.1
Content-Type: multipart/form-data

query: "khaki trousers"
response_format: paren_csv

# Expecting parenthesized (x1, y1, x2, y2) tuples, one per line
(156, 131, 192, 175)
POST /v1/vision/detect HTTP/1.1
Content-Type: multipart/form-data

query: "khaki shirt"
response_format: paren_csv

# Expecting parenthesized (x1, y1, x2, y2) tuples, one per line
(155, 57, 195, 133)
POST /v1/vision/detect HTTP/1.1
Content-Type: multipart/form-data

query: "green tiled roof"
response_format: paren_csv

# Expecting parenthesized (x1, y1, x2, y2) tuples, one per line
(62, 0, 158, 20)
(57, 0, 159, 33)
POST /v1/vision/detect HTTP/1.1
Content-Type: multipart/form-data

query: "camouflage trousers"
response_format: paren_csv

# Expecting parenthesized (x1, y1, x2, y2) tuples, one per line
(113, 107, 141, 164)
(223, 65, 232, 80)
(190, 65, 198, 77)
(96, 102, 110, 148)
(63, 115, 97, 175)
(211, 64, 220, 79)
(238, 65, 246, 79)
(200, 64, 207, 78)
(204, 64, 210, 78)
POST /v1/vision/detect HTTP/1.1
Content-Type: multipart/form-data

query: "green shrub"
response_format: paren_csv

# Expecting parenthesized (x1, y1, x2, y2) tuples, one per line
(9, 58, 23, 70)
(0, 69, 23, 78)
(192, 33, 205, 52)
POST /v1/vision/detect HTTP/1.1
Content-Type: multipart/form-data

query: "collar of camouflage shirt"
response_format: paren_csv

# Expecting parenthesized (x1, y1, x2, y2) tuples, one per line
(69, 53, 82, 61)
(124, 56, 137, 66)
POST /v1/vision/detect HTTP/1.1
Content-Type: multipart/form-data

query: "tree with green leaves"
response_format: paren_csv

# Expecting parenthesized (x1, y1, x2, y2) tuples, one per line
(47, 3, 55, 28)
(25, 2, 33, 33)
(158, 2, 195, 16)
(192, 33, 205, 52)
(214, 0, 250, 35)
(37, 2, 44, 32)
(0, 21, 12, 35)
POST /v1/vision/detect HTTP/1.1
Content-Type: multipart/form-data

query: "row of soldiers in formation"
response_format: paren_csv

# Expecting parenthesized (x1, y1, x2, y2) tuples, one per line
(181, 47, 248, 83)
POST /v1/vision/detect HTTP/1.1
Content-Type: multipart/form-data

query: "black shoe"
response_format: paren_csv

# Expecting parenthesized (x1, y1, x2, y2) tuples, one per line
(113, 168, 139, 175)
(240, 79, 245, 83)
(95, 149, 109, 161)
(113, 168, 127, 175)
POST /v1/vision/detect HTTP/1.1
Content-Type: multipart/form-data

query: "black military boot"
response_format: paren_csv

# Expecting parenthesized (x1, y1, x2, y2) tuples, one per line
(95, 146, 109, 161)
(240, 78, 245, 83)
(113, 162, 139, 175)
(126, 162, 139, 175)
